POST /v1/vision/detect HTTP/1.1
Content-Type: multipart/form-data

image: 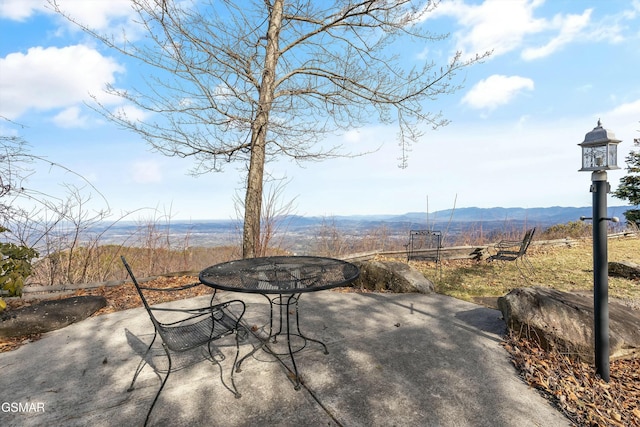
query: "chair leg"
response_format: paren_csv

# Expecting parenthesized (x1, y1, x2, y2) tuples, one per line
(230, 305, 246, 398)
(127, 332, 158, 392)
(230, 330, 242, 398)
(206, 322, 243, 398)
(143, 343, 173, 427)
(522, 255, 535, 276)
(515, 258, 533, 284)
(127, 332, 171, 427)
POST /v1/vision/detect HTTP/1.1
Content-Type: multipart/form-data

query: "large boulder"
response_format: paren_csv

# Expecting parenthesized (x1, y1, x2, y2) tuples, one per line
(351, 260, 434, 293)
(0, 296, 107, 338)
(498, 287, 640, 362)
(609, 261, 640, 280)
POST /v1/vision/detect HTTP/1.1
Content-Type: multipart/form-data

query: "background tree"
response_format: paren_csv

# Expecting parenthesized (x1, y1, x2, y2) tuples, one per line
(0, 226, 38, 311)
(0, 132, 36, 309)
(614, 129, 640, 228)
(0, 118, 112, 290)
(54, 0, 489, 258)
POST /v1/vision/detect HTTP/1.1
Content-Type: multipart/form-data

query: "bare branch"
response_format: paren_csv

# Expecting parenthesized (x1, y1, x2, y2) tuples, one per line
(50, 0, 490, 257)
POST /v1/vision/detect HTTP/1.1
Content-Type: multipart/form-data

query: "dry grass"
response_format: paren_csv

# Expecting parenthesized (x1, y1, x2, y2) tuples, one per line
(414, 236, 640, 308)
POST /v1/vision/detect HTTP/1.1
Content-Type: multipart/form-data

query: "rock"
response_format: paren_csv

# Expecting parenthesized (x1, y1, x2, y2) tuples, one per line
(351, 260, 434, 293)
(609, 261, 640, 280)
(498, 287, 640, 362)
(0, 296, 107, 338)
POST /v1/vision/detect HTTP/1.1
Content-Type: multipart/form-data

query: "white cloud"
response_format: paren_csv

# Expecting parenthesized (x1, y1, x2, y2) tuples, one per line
(0, 0, 47, 20)
(462, 75, 534, 111)
(50, 0, 137, 31)
(0, 45, 124, 121)
(131, 160, 163, 184)
(52, 106, 89, 128)
(522, 9, 592, 60)
(576, 84, 593, 93)
(424, 0, 637, 61)
(587, 1, 640, 44)
(607, 99, 640, 117)
(1, 0, 144, 41)
(112, 104, 150, 123)
(425, 0, 547, 58)
(343, 130, 362, 143)
(597, 99, 640, 145)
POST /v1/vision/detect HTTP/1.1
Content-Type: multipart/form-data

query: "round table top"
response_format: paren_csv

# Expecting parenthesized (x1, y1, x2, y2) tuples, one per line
(199, 255, 360, 294)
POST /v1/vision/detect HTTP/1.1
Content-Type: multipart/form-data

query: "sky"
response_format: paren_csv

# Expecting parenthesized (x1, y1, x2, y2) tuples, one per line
(1, 0, 639, 222)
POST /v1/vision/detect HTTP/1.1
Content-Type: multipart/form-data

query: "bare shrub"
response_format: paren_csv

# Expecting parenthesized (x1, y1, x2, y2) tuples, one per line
(234, 176, 298, 257)
(312, 217, 350, 257)
(540, 221, 592, 240)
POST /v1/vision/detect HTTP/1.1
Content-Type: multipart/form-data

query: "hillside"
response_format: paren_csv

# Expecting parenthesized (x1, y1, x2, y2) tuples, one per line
(84, 205, 634, 250)
(382, 205, 633, 224)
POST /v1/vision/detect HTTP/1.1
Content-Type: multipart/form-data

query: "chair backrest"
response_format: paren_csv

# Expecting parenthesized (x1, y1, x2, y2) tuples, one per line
(409, 230, 442, 261)
(410, 230, 442, 250)
(121, 256, 163, 332)
(519, 228, 536, 255)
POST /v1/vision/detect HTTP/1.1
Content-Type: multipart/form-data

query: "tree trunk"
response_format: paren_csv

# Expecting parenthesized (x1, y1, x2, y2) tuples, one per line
(242, 0, 283, 258)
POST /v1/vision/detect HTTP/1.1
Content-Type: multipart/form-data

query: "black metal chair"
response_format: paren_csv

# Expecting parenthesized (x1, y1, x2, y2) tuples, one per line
(488, 227, 536, 280)
(121, 256, 246, 426)
(406, 230, 443, 278)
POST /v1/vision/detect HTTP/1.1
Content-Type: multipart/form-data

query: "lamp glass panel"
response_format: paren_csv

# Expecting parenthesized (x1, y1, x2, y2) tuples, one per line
(608, 144, 617, 167)
(583, 146, 608, 169)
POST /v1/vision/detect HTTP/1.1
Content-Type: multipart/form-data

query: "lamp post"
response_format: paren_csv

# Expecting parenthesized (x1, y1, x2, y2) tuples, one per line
(578, 119, 621, 382)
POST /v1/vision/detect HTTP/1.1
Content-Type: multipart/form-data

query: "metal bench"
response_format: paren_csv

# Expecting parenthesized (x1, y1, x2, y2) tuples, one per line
(406, 230, 442, 278)
(488, 227, 536, 280)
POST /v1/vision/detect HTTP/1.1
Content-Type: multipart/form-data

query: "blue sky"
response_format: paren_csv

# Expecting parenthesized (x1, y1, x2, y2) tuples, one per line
(1, 0, 639, 221)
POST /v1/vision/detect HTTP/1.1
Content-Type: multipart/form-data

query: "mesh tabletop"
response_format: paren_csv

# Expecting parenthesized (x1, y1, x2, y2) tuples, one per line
(199, 256, 360, 294)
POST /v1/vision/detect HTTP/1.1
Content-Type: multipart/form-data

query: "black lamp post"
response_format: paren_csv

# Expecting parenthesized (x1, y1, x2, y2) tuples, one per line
(578, 119, 621, 382)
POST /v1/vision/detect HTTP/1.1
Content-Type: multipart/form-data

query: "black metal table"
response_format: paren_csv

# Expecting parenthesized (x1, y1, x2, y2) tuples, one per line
(199, 255, 360, 389)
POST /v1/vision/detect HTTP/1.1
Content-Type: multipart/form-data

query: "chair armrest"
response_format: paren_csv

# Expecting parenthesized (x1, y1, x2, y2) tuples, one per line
(153, 300, 245, 326)
(494, 240, 521, 249)
(152, 306, 218, 314)
(152, 299, 244, 314)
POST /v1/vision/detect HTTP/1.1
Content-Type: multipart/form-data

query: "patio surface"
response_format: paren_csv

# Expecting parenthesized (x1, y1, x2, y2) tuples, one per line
(0, 291, 570, 426)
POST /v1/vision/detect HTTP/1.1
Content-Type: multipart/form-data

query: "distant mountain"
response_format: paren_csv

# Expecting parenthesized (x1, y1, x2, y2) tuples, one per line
(86, 205, 633, 248)
(245, 205, 635, 232)
(386, 206, 633, 225)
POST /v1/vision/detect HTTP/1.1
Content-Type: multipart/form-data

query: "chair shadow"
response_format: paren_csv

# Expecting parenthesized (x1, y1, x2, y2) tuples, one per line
(123, 327, 243, 406)
(124, 328, 221, 373)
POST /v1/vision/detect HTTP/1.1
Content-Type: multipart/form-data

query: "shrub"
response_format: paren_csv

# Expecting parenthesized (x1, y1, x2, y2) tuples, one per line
(622, 209, 640, 229)
(0, 227, 38, 311)
(541, 221, 592, 240)
(613, 138, 640, 227)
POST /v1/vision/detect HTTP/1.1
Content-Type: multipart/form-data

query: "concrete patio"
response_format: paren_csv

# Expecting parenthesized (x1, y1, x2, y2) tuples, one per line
(0, 291, 570, 426)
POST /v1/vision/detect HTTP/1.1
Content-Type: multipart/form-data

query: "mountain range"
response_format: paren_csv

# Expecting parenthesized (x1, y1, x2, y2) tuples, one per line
(89, 205, 634, 248)
(285, 205, 633, 228)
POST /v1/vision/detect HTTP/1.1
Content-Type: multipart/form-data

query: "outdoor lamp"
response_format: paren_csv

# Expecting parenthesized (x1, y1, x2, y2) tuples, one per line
(579, 119, 621, 171)
(578, 119, 622, 383)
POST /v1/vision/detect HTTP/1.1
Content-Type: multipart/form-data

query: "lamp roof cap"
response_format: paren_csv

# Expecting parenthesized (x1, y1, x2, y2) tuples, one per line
(581, 119, 621, 145)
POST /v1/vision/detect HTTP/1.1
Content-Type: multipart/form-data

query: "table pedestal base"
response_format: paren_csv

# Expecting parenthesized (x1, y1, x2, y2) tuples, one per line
(236, 293, 329, 390)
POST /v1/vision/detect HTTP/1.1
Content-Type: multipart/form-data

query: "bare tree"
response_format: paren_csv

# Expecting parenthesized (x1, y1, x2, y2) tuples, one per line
(53, 0, 490, 258)
(234, 175, 298, 257)
(1, 118, 112, 285)
(1, 129, 35, 216)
